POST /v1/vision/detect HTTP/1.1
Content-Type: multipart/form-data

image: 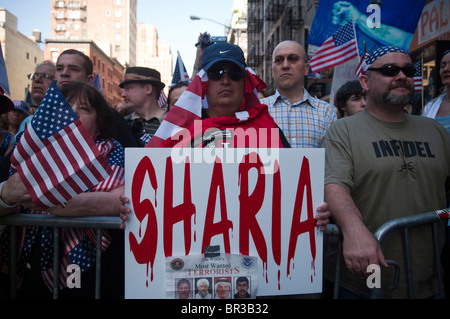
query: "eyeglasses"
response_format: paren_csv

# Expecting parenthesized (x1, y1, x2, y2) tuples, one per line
(28, 72, 54, 81)
(367, 65, 416, 77)
(207, 67, 245, 82)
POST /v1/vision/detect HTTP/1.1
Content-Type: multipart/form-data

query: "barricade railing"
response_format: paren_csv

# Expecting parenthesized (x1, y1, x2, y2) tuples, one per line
(326, 208, 450, 299)
(0, 213, 122, 299)
(1, 209, 448, 299)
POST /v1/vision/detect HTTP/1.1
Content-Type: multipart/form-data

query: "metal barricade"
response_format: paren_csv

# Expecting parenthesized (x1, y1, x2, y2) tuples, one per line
(0, 213, 122, 299)
(326, 208, 449, 299)
(2, 209, 448, 299)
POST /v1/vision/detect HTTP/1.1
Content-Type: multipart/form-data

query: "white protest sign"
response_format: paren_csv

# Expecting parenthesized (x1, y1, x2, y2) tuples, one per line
(124, 148, 324, 299)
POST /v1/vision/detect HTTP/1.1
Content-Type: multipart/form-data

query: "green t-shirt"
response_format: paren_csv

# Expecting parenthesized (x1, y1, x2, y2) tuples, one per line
(323, 110, 450, 298)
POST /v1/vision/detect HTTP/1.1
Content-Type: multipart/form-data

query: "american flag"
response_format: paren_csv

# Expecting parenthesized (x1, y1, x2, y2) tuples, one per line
(309, 21, 359, 73)
(171, 51, 190, 85)
(158, 89, 167, 108)
(11, 81, 113, 209)
(414, 59, 422, 93)
(355, 43, 368, 78)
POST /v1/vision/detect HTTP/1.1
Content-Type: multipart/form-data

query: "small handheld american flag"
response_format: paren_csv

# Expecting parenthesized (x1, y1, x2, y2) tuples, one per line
(309, 20, 359, 73)
(11, 81, 112, 209)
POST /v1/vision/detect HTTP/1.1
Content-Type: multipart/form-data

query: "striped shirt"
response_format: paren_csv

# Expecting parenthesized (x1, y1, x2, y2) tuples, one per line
(260, 89, 337, 148)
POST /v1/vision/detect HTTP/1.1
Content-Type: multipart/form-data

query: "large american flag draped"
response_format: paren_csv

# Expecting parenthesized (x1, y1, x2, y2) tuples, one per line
(309, 20, 359, 73)
(10, 81, 113, 209)
(147, 67, 266, 147)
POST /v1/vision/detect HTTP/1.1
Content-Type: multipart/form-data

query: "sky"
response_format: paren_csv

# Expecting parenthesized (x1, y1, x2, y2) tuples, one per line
(0, 0, 235, 75)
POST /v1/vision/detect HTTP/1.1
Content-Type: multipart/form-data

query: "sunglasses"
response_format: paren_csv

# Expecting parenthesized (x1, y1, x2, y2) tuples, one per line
(207, 67, 245, 82)
(28, 72, 54, 81)
(367, 64, 416, 77)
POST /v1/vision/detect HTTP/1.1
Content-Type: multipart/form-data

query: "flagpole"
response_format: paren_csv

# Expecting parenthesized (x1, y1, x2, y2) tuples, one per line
(420, 51, 424, 113)
(351, 16, 360, 58)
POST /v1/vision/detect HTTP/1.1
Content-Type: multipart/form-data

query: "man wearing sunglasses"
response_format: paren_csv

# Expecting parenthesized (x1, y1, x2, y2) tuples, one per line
(121, 42, 331, 233)
(322, 46, 450, 299)
(148, 42, 291, 149)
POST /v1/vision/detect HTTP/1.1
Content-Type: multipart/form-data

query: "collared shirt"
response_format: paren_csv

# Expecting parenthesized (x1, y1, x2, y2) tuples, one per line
(260, 89, 337, 148)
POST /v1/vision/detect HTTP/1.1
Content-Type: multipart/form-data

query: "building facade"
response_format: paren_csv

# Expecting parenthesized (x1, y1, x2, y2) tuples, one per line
(409, 0, 450, 112)
(229, 0, 248, 60)
(50, 0, 136, 66)
(247, 0, 318, 92)
(0, 8, 44, 101)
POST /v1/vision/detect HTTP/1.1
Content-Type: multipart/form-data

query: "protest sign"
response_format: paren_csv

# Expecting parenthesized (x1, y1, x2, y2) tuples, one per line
(124, 148, 324, 298)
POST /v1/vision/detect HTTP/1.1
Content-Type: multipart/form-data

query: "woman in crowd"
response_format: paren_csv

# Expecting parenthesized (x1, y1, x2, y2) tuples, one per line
(0, 82, 125, 298)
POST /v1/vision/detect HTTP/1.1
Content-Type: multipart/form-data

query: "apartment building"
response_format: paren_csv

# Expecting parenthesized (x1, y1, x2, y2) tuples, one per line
(50, 0, 136, 66)
(136, 23, 172, 93)
(0, 8, 44, 101)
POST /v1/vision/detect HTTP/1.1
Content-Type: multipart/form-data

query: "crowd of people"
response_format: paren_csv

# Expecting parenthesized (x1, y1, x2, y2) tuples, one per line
(0, 32, 449, 300)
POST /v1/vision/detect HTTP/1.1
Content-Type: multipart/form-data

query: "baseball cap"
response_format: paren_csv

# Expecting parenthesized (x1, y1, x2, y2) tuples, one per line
(201, 42, 246, 71)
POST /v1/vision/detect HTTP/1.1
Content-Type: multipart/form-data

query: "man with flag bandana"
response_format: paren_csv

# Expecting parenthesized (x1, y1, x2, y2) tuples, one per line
(323, 46, 450, 299)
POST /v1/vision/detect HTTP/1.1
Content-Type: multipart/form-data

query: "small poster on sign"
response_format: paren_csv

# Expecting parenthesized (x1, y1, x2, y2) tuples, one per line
(166, 253, 258, 299)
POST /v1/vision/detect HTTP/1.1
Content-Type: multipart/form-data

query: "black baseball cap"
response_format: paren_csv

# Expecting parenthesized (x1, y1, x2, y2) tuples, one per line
(201, 42, 246, 71)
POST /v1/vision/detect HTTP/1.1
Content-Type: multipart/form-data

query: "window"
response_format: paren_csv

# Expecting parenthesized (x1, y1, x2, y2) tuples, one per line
(68, 10, 81, 19)
(56, 24, 66, 31)
(55, 1, 65, 8)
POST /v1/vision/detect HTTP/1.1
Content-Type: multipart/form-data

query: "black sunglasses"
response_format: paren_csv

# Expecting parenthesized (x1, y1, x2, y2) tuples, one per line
(367, 64, 416, 77)
(207, 67, 245, 82)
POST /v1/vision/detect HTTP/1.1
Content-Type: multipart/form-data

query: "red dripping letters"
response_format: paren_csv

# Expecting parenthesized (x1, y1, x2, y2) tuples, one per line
(129, 152, 317, 287)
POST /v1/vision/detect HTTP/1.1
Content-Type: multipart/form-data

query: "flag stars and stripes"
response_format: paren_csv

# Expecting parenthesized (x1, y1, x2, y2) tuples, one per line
(309, 20, 359, 73)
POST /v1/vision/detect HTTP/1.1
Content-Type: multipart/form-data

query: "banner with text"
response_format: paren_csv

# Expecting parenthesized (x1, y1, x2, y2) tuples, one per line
(124, 148, 324, 298)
